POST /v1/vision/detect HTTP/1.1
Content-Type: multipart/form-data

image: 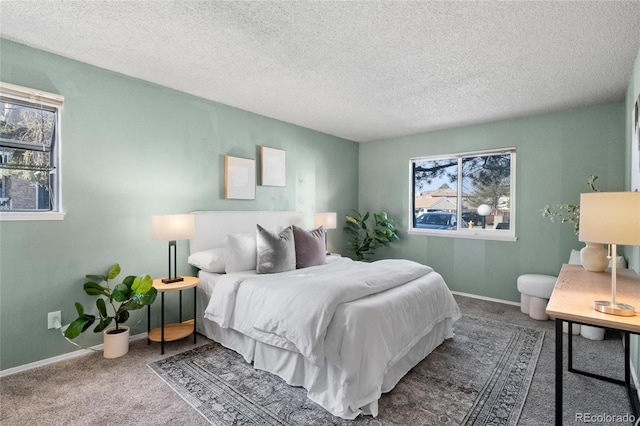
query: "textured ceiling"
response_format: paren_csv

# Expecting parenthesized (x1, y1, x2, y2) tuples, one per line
(1, 1, 640, 142)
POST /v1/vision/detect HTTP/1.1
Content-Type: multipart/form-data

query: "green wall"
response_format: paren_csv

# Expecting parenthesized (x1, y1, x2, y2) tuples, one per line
(0, 39, 359, 370)
(358, 103, 626, 302)
(625, 48, 640, 272)
(0, 36, 635, 373)
(625, 47, 640, 399)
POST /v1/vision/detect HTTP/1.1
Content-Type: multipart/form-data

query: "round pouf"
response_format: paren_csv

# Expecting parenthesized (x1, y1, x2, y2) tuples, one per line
(517, 274, 557, 320)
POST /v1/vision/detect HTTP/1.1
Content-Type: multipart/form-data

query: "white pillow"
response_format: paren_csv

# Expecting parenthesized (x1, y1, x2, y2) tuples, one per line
(188, 248, 225, 273)
(224, 233, 257, 273)
(568, 249, 627, 269)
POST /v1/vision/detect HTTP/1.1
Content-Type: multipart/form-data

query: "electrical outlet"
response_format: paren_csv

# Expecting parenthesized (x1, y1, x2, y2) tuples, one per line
(48, 311, 61, 329)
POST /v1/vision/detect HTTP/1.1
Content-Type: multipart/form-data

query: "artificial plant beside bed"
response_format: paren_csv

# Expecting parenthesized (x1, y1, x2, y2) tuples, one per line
(344, 210, 399, 261)
(64, 263, 157, 358)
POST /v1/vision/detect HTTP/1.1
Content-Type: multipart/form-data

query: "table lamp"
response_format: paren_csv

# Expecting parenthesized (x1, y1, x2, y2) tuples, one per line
(152, 214, 195, 284)
(314, 212, 337, 253)
(578, 192, 640, 316)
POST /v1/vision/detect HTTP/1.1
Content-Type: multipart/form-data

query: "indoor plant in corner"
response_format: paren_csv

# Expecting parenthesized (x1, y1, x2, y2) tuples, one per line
(344, 210, 399, 261)
(64, 263, 157, 358)
(541, 175, 608, 272)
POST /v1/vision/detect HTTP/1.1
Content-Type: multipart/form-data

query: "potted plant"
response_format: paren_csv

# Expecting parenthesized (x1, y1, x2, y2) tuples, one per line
(541, 175, 608, 271)
(541, 175, 599, 235)
(64, 263, 158, 358)
(344, 210, 399, 261)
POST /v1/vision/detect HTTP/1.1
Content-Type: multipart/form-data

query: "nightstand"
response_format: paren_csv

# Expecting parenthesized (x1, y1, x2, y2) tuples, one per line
(147, 276, 199, 354)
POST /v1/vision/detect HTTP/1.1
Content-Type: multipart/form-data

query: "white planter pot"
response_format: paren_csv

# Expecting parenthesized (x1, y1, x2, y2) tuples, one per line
(580, 325, 606, 341)
(103, 326, 130, 359)
(580, 242, 608, 272)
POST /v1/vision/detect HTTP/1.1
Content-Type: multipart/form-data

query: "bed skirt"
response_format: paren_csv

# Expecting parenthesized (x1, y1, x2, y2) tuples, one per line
(196, 289, 454, 419)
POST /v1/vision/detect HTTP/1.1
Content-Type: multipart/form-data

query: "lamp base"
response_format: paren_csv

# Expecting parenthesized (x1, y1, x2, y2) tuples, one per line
(593, 300, 636, 317)
(161, 276, 184, 284)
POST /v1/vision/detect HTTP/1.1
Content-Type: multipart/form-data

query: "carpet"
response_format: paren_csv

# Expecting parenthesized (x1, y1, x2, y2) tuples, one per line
(148, 315, 543, 425)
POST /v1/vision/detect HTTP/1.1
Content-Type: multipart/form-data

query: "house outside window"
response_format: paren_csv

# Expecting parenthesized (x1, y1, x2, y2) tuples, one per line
(0, 82, 64, 220)
(409, 147, 516, 241)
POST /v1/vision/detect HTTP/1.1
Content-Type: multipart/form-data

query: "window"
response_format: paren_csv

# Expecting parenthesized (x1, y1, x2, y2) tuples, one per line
(0, 82, 64, 219)
(409, 148, 516, 241)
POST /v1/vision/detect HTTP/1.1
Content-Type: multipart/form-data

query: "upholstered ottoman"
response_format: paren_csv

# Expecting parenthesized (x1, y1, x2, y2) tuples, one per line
(517, 274, 557, 320)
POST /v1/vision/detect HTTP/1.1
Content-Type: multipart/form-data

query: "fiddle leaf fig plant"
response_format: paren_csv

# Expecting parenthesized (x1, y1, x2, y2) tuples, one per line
(344, 210, 400, 261)
(540, 175, 599, 235)
(64, 263, 157, 339)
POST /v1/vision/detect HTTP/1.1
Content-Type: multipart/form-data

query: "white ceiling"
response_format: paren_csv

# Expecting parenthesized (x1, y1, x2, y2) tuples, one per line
(1, 1, 640, 142)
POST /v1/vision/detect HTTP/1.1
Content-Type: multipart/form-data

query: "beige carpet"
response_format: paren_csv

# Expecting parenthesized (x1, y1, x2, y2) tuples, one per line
(0, 295, 633, 425)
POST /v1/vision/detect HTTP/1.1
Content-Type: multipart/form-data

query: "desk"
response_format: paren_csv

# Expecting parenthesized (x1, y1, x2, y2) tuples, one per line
(147, 276, 199, 354)
(546, 264, 640, 425)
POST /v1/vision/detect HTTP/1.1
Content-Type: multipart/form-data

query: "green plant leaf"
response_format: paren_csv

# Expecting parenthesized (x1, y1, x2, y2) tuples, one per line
(121, 275, 135, 290)
(64, 313, 96, 339)
(112, 283, 130, 303)
(345, 216, 358, 225)
(85, 274, 106, 281)
(116, 310, 130, 324)
(64, 317, 90, 339)
(95, 298, 107, 318)
(133, 288, 157, 306)
(73, 302, 84, 316)
(83, 282, 109, 297)
(133, 274, 153, 294)
(93, 317, 112, 333)
(107, 263, 121, 280)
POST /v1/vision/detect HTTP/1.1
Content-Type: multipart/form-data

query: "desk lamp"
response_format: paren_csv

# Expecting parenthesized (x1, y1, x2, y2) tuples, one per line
(579, 192, 640, 316)
(152, 214, 195, 284)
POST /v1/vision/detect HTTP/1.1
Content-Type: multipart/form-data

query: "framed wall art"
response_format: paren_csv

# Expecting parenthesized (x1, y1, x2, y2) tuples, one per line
(260, 146, 286, 187)
(224, 155, 256, 200)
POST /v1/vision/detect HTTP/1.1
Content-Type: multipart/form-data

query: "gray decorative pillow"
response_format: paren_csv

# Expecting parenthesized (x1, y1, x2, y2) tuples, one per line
(256, 224, 296, 274)
(293, 225, 326, 269)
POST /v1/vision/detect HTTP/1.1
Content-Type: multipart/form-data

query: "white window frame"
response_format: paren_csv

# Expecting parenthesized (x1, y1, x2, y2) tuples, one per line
(0, 82, 64, 221)
(408, 147, 516, 241)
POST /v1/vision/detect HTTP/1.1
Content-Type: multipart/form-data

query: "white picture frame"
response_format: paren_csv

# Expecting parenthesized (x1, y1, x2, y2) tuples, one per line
(260, 146, 286, 187)
(224, 155, 256, 200)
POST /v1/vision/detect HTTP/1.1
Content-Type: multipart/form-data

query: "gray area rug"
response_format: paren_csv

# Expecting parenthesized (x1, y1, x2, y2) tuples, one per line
(148, 315, 543, 425)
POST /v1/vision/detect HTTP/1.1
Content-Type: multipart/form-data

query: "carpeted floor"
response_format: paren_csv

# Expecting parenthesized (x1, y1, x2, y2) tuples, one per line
(0, 295, 635, 425)
(148, 315, 543, 425)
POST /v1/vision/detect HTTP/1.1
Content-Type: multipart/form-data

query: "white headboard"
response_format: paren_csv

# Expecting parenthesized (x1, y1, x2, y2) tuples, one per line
(189, 211, 304, 254)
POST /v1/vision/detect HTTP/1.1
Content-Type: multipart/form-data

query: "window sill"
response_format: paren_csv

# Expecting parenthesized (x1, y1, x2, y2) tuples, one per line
(0, 212, 65, 221)
(408, 228, 517, 242)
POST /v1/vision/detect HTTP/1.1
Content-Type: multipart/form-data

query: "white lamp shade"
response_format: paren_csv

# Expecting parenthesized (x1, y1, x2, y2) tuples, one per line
(579, 192, 640, 246)
(152, 214, 195, 241)
(314, 212, 337, 230)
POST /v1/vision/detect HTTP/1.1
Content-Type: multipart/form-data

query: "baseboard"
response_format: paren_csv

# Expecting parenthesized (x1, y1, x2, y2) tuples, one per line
(0, 332, 148, 378)
(451, 290, 520, 307)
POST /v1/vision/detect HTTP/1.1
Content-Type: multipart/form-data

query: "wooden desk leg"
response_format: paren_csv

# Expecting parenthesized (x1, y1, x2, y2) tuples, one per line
(555, 318, 563, 426)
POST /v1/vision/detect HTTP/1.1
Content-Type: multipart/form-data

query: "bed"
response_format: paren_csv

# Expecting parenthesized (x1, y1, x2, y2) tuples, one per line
(189, 210, 461, 419)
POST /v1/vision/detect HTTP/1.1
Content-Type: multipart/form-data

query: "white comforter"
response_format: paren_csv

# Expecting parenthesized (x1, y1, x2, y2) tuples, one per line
(204, 257, 459, 367)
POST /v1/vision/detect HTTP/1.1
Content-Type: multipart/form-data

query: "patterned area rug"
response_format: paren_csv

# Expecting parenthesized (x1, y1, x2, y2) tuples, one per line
(148, 315, 543, 425)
